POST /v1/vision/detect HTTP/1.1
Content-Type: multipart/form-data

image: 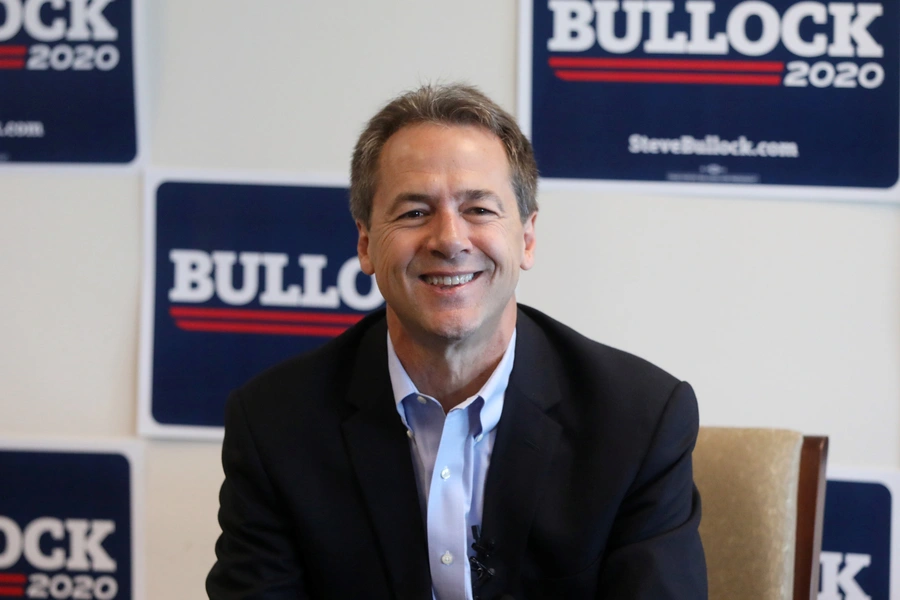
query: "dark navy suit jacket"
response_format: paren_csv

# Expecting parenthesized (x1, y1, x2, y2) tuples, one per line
(207, 305, 708, 599)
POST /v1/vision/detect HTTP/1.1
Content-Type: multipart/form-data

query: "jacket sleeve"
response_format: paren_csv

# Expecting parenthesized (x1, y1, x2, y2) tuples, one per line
(595, 381, 708, 599)
(206, 390, 310, 600)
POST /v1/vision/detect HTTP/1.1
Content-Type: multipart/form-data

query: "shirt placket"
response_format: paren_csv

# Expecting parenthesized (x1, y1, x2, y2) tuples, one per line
(427, 407, 472, 600)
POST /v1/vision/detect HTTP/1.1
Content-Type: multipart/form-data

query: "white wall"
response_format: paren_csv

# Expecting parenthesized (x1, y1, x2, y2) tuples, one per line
(1, 0, 897, 598)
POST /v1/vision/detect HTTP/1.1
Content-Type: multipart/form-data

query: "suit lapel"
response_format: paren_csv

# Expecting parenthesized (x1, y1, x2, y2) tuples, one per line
(341, 319, 431, 599)
(477, 309, 564, 598)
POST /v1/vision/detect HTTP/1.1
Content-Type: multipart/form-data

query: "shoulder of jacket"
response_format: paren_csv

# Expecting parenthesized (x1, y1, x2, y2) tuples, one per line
(516, 303, 682, 397)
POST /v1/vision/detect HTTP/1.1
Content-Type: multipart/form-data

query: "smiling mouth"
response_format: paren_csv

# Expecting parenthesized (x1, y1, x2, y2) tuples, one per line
(421, 273, 478, 287)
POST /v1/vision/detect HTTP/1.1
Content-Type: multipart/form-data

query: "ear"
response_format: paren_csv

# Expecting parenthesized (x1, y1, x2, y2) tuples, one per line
(520, 211, 537, 271)
(356, 220, 375, 275)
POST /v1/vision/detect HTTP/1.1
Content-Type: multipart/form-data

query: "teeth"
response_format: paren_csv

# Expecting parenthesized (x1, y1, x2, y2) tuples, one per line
(424, 273, 475, 286)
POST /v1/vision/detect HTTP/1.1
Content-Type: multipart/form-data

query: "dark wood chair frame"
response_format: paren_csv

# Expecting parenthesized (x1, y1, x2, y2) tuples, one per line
(794, 436, 829, 600)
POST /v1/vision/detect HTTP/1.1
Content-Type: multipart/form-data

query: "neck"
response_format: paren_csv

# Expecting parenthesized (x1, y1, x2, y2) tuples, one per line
(388, 303, 517, 413)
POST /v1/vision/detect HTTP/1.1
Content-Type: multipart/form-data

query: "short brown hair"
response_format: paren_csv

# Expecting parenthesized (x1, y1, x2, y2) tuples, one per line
(350, 83, 538, 227)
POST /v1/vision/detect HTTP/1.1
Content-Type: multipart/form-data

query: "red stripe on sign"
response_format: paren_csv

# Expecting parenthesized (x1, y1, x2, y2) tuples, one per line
(0, 576, 25, 585)
(554, 70, 782, 86)
(0, 586, 25, 597)
(175, 319, 349, 337)
(0, 59, 24, 69)
(169, 306, 363, 326)
(0, 46, 26, 56)
(548, 56, 784, 73)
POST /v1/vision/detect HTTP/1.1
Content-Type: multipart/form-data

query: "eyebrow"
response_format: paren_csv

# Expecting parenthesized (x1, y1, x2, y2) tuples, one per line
(389, 189, 506, 213)
(464, 189, 504, 207)
(391, 192, 432, 206)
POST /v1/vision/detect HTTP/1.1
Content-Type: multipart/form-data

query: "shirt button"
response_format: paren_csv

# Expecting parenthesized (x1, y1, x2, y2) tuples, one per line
(417, 395, 427, 404)
(440, 467, 450, 480)
(441, 551, 453, 565)
(474, 433, 483, 443)
(406, 429, 413, 439)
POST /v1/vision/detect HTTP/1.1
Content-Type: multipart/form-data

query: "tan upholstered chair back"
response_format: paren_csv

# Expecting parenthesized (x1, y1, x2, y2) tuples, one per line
(694, 427, 804, 600)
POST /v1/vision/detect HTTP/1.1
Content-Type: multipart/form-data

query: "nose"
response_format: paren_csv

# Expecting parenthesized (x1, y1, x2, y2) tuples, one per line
(426, 208, 471, 260)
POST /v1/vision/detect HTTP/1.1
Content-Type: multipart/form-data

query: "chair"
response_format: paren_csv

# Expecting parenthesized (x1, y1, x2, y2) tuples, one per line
(692, 428, 828, 600)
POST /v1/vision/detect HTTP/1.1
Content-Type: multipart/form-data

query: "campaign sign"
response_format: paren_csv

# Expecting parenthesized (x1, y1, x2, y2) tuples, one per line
(0, 439, 142, 600)
(139, 172, 384, 439)
(0, 0, 138, 164)
(522, 0, 900, 197)
(820, 467, 900, 599)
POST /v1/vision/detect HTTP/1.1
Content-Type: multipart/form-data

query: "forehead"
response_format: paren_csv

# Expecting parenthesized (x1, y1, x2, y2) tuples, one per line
(376, 123, 512, 186)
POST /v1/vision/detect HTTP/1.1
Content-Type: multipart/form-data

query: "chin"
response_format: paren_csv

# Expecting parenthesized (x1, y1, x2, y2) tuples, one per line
(417, 310, 483, 342)
(423, 320, 478, 342)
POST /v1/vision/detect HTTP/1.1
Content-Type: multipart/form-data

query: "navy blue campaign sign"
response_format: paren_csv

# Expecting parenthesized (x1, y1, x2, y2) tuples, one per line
(0, 440, 140, 600)
(522, 0, 899, 195)
(139, 173, 384, 439)
(0, 0, 137, 164)
(820, 468, 900, 599)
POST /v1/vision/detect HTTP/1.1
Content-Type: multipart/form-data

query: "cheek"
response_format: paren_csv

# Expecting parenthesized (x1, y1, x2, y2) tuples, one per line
(371, 230, 415, 272)
(484, 228, 526, 266)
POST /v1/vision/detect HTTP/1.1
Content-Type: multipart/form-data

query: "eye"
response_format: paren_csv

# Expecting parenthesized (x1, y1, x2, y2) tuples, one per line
(466, 206, 496, 217)
(398, 209, 427, 220)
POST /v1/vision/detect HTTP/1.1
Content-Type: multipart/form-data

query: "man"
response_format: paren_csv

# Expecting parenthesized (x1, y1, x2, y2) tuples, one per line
(207, 83, 707, 599)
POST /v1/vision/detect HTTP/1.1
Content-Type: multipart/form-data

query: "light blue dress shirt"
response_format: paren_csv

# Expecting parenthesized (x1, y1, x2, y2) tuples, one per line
(387, 330, 516, 600)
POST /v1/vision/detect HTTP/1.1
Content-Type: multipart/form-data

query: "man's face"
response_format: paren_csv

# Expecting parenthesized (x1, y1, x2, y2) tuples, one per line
(357, 123, 536, 345)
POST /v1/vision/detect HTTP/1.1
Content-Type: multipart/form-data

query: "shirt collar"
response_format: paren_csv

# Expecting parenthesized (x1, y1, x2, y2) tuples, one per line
(387, 330, 516, 436)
